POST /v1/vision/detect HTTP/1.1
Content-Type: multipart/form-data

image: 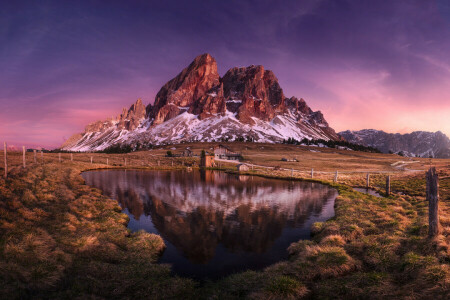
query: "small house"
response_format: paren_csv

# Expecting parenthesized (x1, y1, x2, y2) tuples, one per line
(236, 164, 249, 172)
(214, 144, 241, 161)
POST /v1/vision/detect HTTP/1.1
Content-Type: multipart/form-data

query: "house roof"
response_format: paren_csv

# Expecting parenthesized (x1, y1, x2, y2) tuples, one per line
(215, 144, 232, 151)
(215, 144, 239, 154)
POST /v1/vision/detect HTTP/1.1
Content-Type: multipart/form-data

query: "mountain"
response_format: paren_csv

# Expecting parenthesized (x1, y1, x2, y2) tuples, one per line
(339, 129, 450, 158)
(61, 53, 341, 151)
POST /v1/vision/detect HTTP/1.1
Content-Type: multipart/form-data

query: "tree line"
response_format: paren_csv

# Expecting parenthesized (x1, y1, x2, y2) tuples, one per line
(282, 137, 381, 153)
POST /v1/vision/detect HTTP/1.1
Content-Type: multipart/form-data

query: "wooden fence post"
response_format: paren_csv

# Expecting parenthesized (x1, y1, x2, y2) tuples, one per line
(91, 156, 93, 164)
(386, 175, 390, 196)
(4, 142, 7, 179)
(426, 167, 440, 237)
(23, 146, 26, 168)
(366, 173, 370, 188)
(59, 153, 61, 163)
(334, 171, 338, 183)
(33, 150, 37, 163)
(311, 168, 314, 179)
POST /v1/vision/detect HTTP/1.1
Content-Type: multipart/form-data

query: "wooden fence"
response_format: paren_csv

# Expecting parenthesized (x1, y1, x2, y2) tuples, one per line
(1, 144, 442, 234)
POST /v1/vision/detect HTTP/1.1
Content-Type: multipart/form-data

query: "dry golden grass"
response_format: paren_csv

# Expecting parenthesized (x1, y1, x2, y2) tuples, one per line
(0, 143, 449, 298)
(320, 234, 347, 247)
(0, 156, 195, 298)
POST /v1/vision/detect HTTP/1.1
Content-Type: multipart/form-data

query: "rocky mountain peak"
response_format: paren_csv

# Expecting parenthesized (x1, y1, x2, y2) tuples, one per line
(62, 54, 342, 151)
(148, 57, 289, 126)
(221, 64, 285, 124)
(149, 53, 220, 125)
(82, 98, 146, 135)
(117, 98, 146, 131)
(310, 111, 328, 127)
(286, 97, 313, 116)
(222, 65, 284, 103)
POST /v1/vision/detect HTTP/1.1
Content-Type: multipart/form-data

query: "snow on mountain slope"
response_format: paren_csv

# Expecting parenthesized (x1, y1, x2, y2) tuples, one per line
(62, 53, 341, 151)
(66, 109, 335, 151)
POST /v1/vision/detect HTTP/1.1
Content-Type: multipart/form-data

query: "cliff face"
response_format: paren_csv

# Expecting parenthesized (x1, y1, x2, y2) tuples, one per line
(221, 65, 285, 124)
(150, 54, 220, 125)
(81, 98, 146, 134)
(62, 53, 341, 151)
(117, 98, 146, 131)
(339, 129, 450, 158)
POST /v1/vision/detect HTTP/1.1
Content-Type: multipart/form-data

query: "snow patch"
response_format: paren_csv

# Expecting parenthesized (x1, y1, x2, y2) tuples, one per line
(63, 110, 336, 151)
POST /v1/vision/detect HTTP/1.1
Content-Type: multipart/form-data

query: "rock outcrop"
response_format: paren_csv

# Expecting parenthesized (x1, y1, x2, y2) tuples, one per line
(221, 65, 285, 124)
(149, 53, 220, 125)
(62, 53, 341, 151)
(81, 98, 146, 134)
(117, 98, 146, 131)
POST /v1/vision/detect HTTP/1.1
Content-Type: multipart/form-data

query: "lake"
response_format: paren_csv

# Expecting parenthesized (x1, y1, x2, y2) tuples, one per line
(353, 187, 383, 198)
(82, 169, 337, 279)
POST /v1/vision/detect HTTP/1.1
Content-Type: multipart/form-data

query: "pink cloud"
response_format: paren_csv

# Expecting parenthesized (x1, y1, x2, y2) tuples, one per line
(290, 66, 450, 137)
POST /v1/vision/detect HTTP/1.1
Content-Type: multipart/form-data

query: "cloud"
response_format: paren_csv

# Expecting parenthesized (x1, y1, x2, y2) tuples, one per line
(0, 0, 449, 148)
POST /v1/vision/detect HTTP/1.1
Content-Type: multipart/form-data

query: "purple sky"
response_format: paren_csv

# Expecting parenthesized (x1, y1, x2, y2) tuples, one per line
(1, 0, 450, 149)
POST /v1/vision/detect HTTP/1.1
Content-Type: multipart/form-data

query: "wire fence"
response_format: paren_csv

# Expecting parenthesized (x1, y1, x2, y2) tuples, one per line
(2, 144, 431, 197)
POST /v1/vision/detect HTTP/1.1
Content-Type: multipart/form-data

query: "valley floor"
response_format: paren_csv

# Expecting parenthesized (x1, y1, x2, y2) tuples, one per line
(0, 143, 449, 299)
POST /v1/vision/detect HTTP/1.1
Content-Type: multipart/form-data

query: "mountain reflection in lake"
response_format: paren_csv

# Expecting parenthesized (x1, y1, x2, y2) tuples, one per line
(82, 169, 337, 279)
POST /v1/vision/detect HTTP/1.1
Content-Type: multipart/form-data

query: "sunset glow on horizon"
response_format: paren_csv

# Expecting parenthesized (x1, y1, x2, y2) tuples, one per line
(1, 0, 449, 149)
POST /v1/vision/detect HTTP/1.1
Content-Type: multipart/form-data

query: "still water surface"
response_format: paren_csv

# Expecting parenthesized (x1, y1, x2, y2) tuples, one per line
(82, 169, 337, 279)
(353, 187, 383, 198)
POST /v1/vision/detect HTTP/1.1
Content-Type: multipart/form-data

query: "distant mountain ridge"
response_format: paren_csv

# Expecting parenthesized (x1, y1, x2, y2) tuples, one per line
(62, 54, 341, 151)
(339, 129, 450, 158)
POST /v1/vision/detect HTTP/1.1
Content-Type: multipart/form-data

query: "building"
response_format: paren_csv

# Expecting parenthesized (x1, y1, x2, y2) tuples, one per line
(236, 164, 249, 172)
(200, 155, 215, 168)
(214, 144, 241, 161)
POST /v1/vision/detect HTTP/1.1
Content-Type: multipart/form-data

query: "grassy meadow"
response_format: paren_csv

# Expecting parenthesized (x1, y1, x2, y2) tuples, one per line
(0, 142, 449, 299)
